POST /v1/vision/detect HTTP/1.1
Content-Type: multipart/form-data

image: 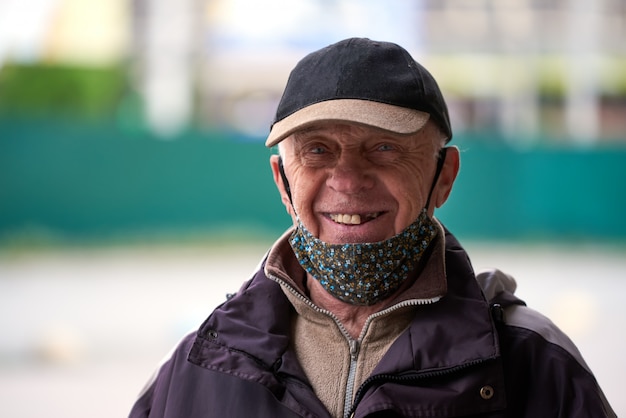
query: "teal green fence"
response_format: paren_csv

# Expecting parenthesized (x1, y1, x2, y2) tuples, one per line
(437, 136, 626, 241)
(1, 117, 625, 246)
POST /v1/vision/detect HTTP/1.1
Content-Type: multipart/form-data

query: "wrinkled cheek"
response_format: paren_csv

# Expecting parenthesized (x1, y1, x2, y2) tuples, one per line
(291, 178, 322, 219)
(290, 201, 318, 237)
(394, 192, 427, 231)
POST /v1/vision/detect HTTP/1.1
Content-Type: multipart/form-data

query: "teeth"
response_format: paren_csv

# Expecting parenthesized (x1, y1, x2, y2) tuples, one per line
(330, 213, 361, 224)
(330, 213, 381, 225)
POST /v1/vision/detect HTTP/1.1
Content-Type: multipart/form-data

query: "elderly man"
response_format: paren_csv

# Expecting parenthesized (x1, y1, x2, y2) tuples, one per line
(130, 38, 615, 417)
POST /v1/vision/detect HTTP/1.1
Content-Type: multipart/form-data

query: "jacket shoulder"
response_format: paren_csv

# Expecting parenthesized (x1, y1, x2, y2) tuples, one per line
(476, 269, 616, 417)
(476, 268, 590, 372)
(129, 332, 197, 418)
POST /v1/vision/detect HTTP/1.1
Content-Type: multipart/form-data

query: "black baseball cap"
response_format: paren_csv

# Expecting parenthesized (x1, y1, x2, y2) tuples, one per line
(266, 37, 452, 147)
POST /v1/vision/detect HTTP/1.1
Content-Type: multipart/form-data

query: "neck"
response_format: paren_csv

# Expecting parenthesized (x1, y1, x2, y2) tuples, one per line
(306, 274, 403, 339)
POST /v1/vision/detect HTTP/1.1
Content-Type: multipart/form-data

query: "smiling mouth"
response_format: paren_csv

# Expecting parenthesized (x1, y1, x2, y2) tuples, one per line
(328, 212, 382, 225)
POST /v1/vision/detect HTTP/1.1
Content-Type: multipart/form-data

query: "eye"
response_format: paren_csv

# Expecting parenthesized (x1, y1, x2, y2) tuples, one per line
(297, 141, 336, 167)
(368, 141, 403, 165)
(300, 140, 334, 156)
(377, 143, 395, 152)
(309, 145, 327, 154)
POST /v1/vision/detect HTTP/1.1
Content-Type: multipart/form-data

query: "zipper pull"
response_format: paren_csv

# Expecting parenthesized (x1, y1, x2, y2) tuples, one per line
(349, 339, 360, 360)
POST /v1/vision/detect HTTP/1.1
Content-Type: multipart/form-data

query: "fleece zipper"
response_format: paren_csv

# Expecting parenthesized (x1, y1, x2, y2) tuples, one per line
(343, 339, 360, 418)
(268, 271, 442, 418)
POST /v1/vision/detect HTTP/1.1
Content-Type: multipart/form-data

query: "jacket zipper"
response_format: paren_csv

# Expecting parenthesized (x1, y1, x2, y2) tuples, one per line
(347, 358, 491, 418)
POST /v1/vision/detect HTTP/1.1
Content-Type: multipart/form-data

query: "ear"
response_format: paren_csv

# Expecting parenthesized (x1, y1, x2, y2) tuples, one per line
(270, 154, 295, 216)
(433, 146, 460, 209)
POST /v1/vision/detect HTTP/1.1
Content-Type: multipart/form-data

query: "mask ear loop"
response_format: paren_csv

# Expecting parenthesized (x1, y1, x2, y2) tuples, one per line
(278, 157, 305, 226)
(424, 147, 448, 210)
(278, 156, 293, 203)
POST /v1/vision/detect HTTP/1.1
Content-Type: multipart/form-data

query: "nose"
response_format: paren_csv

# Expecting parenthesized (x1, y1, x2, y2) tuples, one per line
(326, 151, 375, 195)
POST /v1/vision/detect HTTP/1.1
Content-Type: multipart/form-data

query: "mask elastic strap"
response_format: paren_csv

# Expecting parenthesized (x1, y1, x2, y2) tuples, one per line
(278, 156, 293, 203)
(424, 147, 448, 210)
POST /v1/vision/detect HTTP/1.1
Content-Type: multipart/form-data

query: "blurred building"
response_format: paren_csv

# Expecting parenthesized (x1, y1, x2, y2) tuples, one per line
(1, 0, 625, 142)
(419, 0, 626, 143)
(184, 0, 625, 143)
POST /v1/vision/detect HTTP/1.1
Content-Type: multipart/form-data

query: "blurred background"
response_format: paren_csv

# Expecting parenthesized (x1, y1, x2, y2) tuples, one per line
(0, 0, 625, 416)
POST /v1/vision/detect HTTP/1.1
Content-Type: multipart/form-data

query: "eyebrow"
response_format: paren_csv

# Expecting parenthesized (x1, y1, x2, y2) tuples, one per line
(293, 127, 327, 139)
(292, 124, 416, 144)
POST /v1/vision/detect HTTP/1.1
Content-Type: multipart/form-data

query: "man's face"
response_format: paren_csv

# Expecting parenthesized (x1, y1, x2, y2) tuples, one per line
(271, 122, 457, 245)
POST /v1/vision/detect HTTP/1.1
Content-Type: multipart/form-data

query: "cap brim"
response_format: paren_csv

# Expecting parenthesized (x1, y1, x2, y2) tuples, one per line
(265, 99, 430, 147)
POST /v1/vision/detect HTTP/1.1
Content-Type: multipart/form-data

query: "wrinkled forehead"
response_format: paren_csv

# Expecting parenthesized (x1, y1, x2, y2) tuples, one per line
(294, 122, 386, 140)
(279, 121, 436, 153)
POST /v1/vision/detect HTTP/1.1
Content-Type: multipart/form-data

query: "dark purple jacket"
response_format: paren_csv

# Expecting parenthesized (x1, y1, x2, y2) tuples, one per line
(129, 231, 616, 417)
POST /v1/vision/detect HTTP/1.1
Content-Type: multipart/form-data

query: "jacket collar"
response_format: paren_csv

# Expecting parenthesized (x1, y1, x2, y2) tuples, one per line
(376, 230, 500, 375)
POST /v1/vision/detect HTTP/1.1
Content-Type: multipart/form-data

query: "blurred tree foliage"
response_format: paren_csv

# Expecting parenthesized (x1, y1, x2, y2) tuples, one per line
(0, 62, 128, 119)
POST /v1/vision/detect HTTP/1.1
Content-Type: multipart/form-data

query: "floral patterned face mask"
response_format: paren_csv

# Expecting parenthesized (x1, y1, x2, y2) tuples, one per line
(289, 208, 438, 305)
